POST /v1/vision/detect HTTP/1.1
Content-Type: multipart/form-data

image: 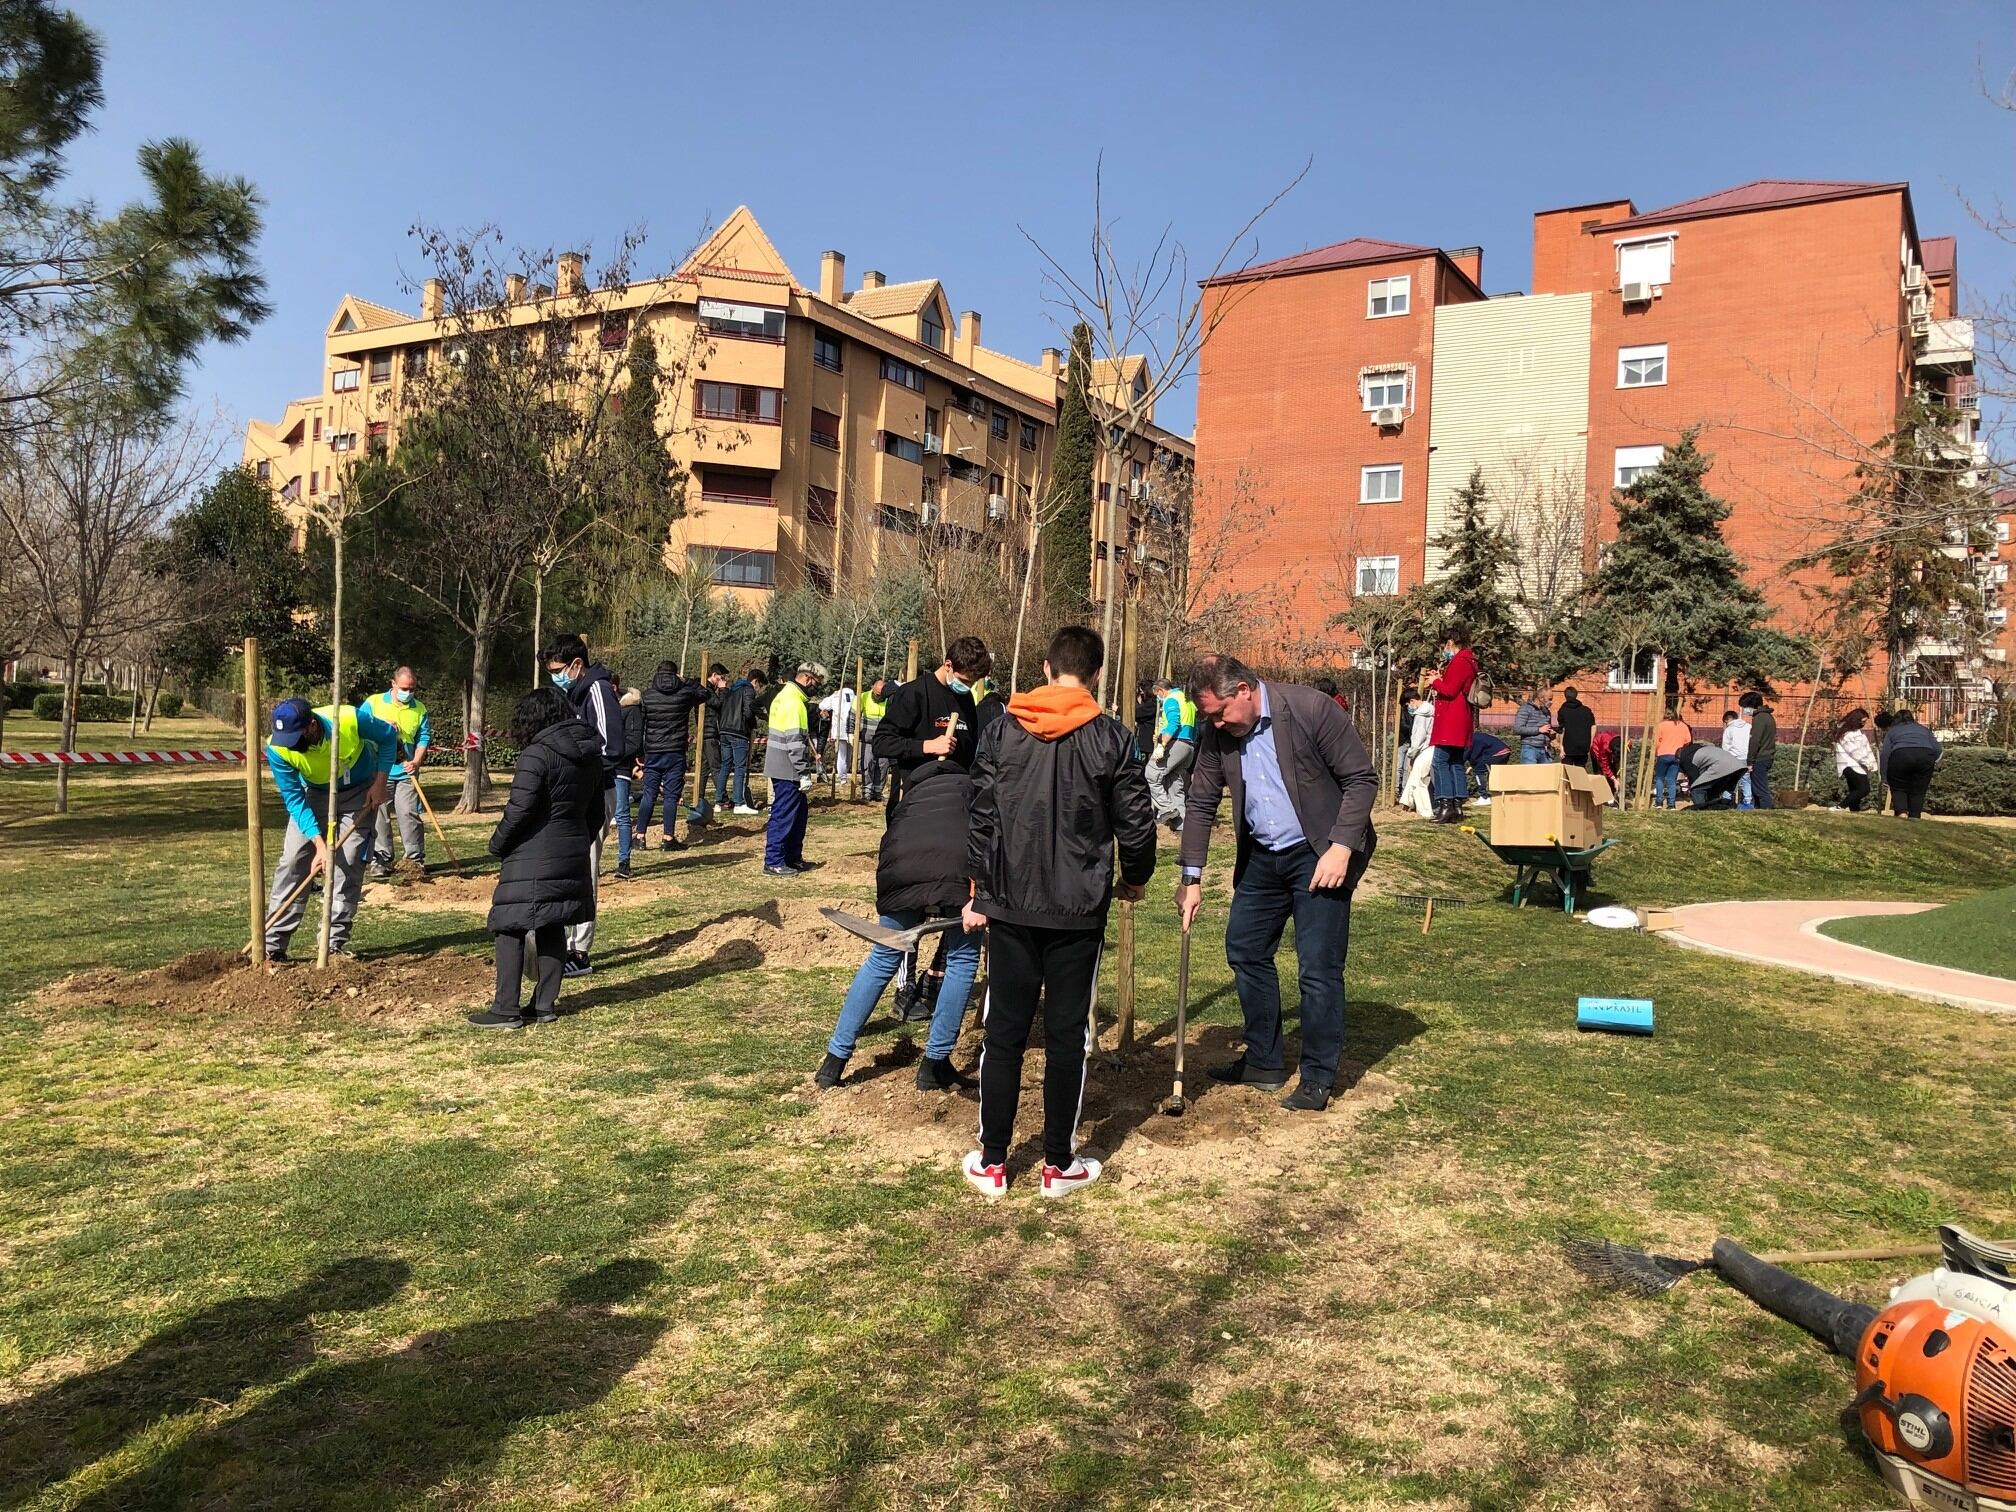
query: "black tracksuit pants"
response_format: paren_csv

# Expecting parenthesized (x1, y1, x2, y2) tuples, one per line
(978, 920, 1102, 1168)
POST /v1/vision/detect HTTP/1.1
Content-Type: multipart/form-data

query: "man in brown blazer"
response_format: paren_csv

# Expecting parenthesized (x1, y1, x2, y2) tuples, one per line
(1175, 653, 1379, 1111)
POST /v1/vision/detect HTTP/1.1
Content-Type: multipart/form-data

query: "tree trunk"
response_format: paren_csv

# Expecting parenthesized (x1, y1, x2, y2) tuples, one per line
(1097, 481, 1119, 706)
(461, 629, 493, 813)
(531, 570, 546, 689)
(128, 664, 144, 739)
(317, 531, 344, 970)
(55, 650, 79, 814)
(142, 664, 164, 733)
(1010, 517, 1041, 692)
(1794, 653, 1825, 789)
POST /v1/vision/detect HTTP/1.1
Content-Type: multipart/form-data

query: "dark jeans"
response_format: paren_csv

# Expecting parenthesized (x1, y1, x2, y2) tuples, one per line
(1653, 754, 1681, 808)
(765, 778, 808, 867)
(1469, 753, 1506, 797)
(1224, 841, 1355, 1088)
(1750, 754, 1775, 810)
(1689, 773, 1742, 809)
(635, 751, 686, 836)
(494, 923, 566, 1017)
(978, 920, 1102, 1168)
(1886, 749, 1937, 818)
(1842, 768, 1871, 813)
(1431, 745, 1467, 802)
(713, 733, 751, 807)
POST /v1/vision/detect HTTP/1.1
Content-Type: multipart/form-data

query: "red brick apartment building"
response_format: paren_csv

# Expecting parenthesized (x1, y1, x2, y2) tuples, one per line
(1195, 179, 1999, 710)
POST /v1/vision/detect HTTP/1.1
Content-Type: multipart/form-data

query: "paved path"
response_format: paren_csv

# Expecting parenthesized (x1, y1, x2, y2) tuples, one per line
(1661, 900, 2016, 1016)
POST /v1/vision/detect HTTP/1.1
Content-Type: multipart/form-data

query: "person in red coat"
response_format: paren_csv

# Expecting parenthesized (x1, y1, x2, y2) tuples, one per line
(1426, 627, 1477, 824)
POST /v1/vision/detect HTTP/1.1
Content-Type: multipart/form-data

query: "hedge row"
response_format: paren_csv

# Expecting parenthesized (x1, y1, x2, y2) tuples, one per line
(30, 692, 133, 722)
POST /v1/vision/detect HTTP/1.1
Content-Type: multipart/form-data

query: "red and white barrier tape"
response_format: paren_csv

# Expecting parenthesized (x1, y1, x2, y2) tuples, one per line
(0, 748, 245, 766)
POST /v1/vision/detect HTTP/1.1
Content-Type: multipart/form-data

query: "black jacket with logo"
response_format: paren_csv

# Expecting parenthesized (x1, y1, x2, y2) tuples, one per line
(873, 674, 979, 784)
(641, 664, 707, 756)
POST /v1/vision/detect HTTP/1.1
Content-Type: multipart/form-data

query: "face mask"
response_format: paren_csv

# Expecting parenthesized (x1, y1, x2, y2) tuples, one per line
(549, 670, 573, 691)
(1440, 649, 1454, 664)
(948, 677, 971, 696)
(392, 688, 414, 704)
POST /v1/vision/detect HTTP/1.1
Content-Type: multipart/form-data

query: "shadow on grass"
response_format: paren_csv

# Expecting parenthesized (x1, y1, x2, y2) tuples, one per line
(66, 1259, 666, 1511)
(0, 1256, 410, 1506)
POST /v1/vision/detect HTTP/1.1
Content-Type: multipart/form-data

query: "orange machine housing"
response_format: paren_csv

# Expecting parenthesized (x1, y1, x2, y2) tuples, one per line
(1857, 1296, 2016, 1504)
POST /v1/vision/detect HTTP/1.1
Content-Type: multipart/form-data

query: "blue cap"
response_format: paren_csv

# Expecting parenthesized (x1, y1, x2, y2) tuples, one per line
(269, 698, 318, 748)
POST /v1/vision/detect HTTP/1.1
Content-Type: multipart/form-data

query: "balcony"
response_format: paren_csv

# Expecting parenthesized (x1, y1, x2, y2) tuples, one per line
(1918, 317, 1974, 370)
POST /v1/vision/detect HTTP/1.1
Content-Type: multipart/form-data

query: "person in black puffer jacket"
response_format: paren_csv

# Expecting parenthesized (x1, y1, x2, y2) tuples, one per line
(469, 688, 605, 1029)
(814, 758, 985, 1094)
(635, 661, 707, 849)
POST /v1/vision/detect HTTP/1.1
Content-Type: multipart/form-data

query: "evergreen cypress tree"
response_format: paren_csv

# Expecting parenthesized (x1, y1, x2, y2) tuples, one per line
(1577, 429, 1797, 691)
(1041, 322, 1098, 619)
(614, 328, 683, 520)
(1424, 465, 1522, 680)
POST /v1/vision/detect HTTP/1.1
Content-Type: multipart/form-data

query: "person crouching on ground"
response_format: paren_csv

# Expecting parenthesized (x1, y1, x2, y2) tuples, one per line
(261, 697, 396, 964)
(961, 625, 1156, 1200)
(469, 688, 605, 1029)
(815, 755, 984, 1093)
(1675, 739, 1746, 809)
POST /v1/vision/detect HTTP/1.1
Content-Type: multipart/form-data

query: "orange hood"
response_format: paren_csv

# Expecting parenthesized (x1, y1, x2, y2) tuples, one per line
(1008, 684, 1102, 741)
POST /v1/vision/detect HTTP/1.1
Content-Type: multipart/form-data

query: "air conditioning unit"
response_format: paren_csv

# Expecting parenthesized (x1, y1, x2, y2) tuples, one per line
(922, 433, 942, 455)
(920, 502, 938, 525)
(1621, 281, 1654, 304)
(986, 494, 1007, 520)
(1128, 478, 1147, 499)
(1372, 406, 1404, 428)
(1904, 263, 1926, 290)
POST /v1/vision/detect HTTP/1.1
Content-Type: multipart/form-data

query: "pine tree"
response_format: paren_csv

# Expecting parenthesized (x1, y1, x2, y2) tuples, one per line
(1041, 323, 1098, 619)
(1424, 465, 1522, 681)
(1820, 392, 1993, 699)
(1577, 429, 1797, 692)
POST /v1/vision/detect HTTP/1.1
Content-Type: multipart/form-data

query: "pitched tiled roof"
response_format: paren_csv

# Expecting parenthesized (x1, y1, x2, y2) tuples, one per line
(1922, 234, 1956, 277)
(347, 297, 414, 329)
(1609, 179, 1905, 231)
(844, 279, 938, 318)
(1202, 236, 1434, 287)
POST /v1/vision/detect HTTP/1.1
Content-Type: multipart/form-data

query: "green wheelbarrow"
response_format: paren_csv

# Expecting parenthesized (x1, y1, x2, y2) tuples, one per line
(1472, 833, 1621, 914)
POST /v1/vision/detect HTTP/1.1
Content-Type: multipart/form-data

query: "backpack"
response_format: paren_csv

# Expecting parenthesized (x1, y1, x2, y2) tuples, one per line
(1467, 677, 1492, 710)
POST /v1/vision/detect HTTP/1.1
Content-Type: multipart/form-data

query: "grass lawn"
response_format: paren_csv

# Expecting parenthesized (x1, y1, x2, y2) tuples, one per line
(4, 770, 2016, 1509)
(1819, 881, 2016, 981)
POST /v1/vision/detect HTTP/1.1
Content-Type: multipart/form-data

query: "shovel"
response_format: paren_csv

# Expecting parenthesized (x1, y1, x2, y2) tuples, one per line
(817, 907, 963, 953)
(242, 814, 362, 958)
(1163, 921, 1192, 1117)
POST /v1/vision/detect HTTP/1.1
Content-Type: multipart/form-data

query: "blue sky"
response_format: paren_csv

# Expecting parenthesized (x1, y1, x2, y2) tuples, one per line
(66, 0, 2016, 438)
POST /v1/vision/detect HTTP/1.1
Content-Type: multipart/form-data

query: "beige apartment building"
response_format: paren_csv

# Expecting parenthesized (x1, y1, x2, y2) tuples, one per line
(244, 208, 1192, 607)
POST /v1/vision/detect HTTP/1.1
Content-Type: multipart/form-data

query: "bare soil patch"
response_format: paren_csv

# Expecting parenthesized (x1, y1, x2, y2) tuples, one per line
(42, 947, 493, 1025)
(626, 897, 874, 973)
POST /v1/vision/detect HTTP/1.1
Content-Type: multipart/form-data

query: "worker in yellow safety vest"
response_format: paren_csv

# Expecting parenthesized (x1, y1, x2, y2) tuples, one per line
(362, 666, 431, 879)
(763, 662, 823, 875)
(858, 676, 891, 802)
(262, 697, 395, 961)
(1146, 676, 1199, 831)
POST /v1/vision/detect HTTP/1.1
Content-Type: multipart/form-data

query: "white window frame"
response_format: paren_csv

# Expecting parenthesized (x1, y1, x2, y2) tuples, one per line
(1354, 554, 1400, 597)
(331, 368, 360, 393)
(1997, 521, 2011, 543)
(1615, 235, 1675, 288)
(1366, 275, 1410, 319)
(1618, 344, 1667, 389)
(1359, 464, 1403, 503)
(1614, 444, 1664, 488)
(1607, 650, 1662, 691)
(1989, 607, 2009, 628)
(1361, 368, 1408, 411)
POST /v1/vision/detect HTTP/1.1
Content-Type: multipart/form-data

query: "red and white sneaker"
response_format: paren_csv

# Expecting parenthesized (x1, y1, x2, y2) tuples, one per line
(1040, 1156, 1103, 1199)
(961, 1150, 1007, 1200)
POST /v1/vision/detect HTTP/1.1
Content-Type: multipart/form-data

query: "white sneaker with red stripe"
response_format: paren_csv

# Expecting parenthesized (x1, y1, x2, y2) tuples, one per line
(1040, 1156, 1103, 1199)
(961, 1150, 1007, 1200)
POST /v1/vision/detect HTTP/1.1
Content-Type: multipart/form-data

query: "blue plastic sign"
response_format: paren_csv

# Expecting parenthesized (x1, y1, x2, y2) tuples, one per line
(1576, 996, 1654, 1036)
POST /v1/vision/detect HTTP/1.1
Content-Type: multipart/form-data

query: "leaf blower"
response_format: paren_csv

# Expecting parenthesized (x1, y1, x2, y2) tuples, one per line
(1650, 1226, 2016, 1511)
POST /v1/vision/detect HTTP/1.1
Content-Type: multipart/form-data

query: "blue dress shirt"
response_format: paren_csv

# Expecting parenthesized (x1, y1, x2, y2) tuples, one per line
(1240, 684, 1307, 851)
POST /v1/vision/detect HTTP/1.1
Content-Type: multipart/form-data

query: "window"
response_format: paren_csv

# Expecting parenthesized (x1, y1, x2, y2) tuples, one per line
(709, 549, 776, 588)
(1608, 649, 1661, 691)
(308, 471, 318, 496)
(404, 346, 429, 377)
(1360, 465, 1403, 503)
(280, 475, 300, 501)
(1361, 369, 1407, 410)
(1616, 236, 1674, 288)
(1614, 444, 1664, 488)
(1354, 555, 1400, 596)
(920, 310, 945, 350)
(328, 432, 358, 453)
(1019, 417, 1037, 451)
(698, 297, 786, 343)
(805, 485, 836, 525)
(988, 472, 1004, 496)
(369, 352, 391, 384)
(367, 420, 388, 441)
(1618, 344, 1667, 388)
(990, 408, 1011, 441)
(700, 469, 774, 506)
(312, 417, 322, 442)
(1367, 276, 1410, 318)
(807, 563, 833, 594)
(695, 382, 782, 424)
(812, 329, 843, 372)
(332, 368, 360, 393)
(546, 325, 570, 359)
(1130, 458, 1144, 483)
(946, 456, 983, 483)
(810, 408, 840, 449)
(879, 504, 922, 535)
(1097, 481, 1111, 502)
(599, 312, 630, 351)
(954, 389, 987, 416)
(1996, 521, 2010, 544)
(924, 407, 940, 440)
(255, 459, 270, 482)
(881, 355, 924, 392)
(881, 432, 923, 464)
(921, 476, 937, 505)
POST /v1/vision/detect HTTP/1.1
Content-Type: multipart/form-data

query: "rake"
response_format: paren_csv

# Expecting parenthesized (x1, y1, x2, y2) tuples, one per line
(1387, 893, 1476, 936)
(1560, 1234, 1954, 1297)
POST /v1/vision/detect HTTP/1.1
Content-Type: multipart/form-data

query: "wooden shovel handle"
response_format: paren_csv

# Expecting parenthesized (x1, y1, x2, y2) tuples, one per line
(1758, 1243, 1945, 1265)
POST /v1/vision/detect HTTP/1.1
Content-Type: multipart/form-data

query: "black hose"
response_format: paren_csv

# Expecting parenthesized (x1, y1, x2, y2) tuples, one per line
(1710, 1239, 1880, 1359)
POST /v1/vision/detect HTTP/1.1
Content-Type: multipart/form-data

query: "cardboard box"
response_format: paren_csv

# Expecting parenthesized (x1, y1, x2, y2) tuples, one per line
(1487, 762, 1612, 849)
(1638, 908, 1678, 932)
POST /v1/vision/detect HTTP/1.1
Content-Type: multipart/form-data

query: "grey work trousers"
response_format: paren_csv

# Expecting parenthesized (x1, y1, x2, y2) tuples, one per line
(266, 783, 375, 959)
(370, 776, 425, 864)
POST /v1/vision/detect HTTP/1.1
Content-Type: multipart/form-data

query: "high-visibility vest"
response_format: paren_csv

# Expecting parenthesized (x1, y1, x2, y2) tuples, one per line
(860, 689, 888, 722)
(268, 706, 363, 788)
(768, 680, 810, 735)
(363, 690, 425, 751)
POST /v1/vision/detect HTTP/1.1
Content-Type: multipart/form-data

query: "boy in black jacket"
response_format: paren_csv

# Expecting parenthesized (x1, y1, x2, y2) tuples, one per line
(873, 635, 991, 803)
(962, 625, 1156, 1200)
